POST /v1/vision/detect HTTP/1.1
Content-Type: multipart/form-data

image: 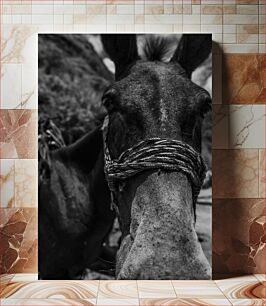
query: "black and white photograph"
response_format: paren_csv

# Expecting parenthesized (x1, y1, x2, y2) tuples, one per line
(38, 34, 212, 280)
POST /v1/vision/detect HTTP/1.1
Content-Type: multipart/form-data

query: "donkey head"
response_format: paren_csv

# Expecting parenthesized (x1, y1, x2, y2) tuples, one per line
(101, 34, 212, 279)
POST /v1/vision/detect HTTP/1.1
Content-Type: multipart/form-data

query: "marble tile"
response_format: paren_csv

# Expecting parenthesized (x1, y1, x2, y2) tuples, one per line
(215, 276, 265, 299)
(172, 281, 224, 298)
(73, 5, 86, 14)
(135, 25, 145, 32)
(259, 149, 266, 199)
(32, 15, 54, 25)
(222, 44, 258, 53)
(223, 33, 236, 43)
(201, 15, 223, 25)
(215, 275, 258, 284)
(190, 3, 199, 13)
(144, 14, 182, 24)
(96, 299, 139, 305)
(0, 208, 37, 274)
(32, 4, 54, 15)
(107, 5, 116, 14)
(183, 15, 201, 24)
(183, 5, 192, 15)
(195, 0, 207, 3)
(2, 15, 12, 24)
(202, 24, 223, 33)
(135, 4, 143, 15)
(0, 299, 96, 305)
(1, 281, 99, 299)
(0, 274, 14, 285)
(236, 0, 258, 4)
(117, 24, 135, 32)
(256, 15, 265, 29)
(1, 25, 38, 64)
(229, 300, 266, 306)
(0, 274, 14, 295)
(107, 0, 133, 4)
(223, 5, 237, 15)
(229, 105, 265, 149)
(223, 26, 236, 35)
(201, 5, 223, 14)
(1, 64, 22, 109)
(183, 24, 201, 32)
(98, 281, 138, 299)
(139, 298, 232, 305)
(73, 14, 86, 24)
(0, 110, 37, 159)
(1, 159, 37, 208)
(259, 4, 265, 14)
(213, 105, 229, 149)
(254, 274, 266, 283)
(107, 14, 134, 25)
(11, 274, 38, 282)
(259, 33, 265, 44)
(213, 199, 266, 275)
(137, 281, 176, 298)
(164, 4, 174, 14)
(173, 5, 183, 14)
(140, 299, 177, 306)
(237, 4, 259, 14)
(135, 15, 144, 24)
(258, 44, 265, 54)
(237, 25, 259, 34)
(14, 160, 37, 207)
(222, 54, 264, 104)
(2, 4, 11, 14)
(87, 5, 107, 15)
(21, 63, 37, 109)
(223, 14, 258, 25)
(213, 33, 223, 44)
(237, 34, 259, 44)
(0, 160, 15, 208)
(144, 5, 164, 15)
(212, 149, 259, 198)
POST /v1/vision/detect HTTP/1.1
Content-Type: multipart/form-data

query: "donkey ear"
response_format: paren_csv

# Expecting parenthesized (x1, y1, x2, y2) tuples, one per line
(171, 34, 212, 78)
(101, 34, 139, 78)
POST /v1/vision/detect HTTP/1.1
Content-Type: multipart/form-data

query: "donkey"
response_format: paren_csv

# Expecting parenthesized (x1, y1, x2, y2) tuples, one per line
(39, 34, 212, 280)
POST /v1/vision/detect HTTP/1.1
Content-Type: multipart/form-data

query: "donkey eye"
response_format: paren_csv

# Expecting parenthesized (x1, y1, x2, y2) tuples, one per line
(201, 96, 212, 115)
(102, 88, 118, 111)
(195, 89, 212, 117)
(102, 96, 115, 112)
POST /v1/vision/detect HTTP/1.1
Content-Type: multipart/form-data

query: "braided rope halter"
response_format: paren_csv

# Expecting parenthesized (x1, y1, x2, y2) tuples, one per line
(102, 116, 207, 215)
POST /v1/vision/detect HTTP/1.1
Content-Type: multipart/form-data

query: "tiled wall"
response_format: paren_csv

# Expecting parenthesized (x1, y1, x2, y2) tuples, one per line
(0, 0, 265, 276)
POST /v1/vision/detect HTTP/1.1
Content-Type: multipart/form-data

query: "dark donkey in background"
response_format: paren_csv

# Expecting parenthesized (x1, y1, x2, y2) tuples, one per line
(39, 34, 212, 280)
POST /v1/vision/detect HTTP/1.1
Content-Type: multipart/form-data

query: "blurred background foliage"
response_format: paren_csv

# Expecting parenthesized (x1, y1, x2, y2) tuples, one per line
(38, 34, 112, 144)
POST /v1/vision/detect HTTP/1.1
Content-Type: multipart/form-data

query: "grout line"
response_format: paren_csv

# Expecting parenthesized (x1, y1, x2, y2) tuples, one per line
(213, 278, 229, 300)
(95, 279, 100, 305)
(171, 279, 179, 298)
(135, 279, 140, 305)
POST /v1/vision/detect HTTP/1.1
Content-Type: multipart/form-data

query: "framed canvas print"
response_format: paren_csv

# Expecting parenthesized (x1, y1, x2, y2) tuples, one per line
(38, 33, 212, 280)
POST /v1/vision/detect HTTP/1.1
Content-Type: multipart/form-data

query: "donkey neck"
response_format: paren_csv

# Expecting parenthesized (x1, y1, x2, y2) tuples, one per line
(55, 127, 113, 226)
(59, 127, 104, 174)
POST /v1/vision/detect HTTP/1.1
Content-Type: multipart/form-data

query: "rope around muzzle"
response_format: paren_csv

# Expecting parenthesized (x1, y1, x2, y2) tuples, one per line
(102, 116, 207, 214)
